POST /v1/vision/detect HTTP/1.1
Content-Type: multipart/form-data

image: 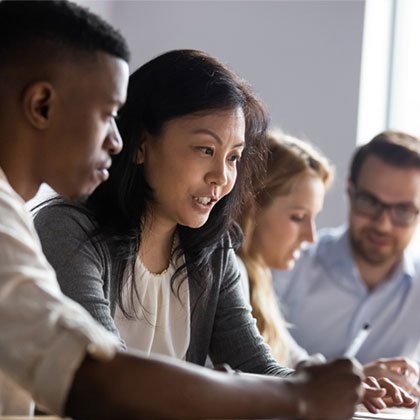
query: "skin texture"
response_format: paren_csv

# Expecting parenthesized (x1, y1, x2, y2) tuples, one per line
(66, 352, 365, 420)
(254, 174, 325, 270)
(0, 52, 129, 200)
(349, 155, 420, 290)
(137, 108, 245, 274)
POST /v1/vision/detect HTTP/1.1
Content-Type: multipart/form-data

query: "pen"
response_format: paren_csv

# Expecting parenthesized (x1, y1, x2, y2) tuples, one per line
(343, 323, 371, 358)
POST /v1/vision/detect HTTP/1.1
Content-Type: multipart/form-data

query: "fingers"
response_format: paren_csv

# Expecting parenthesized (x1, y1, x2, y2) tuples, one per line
(375, 377, 417, 408)
(362, 378, 386, 413)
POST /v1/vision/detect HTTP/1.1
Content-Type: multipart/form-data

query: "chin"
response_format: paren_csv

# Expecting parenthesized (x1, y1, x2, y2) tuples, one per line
(269, 257, 294, 271)
(183, 216, 210, 229)
(282, 259, 296, 271)
(59, 185, 95, 202)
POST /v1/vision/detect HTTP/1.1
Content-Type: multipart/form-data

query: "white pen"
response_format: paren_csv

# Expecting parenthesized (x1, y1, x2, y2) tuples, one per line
(343, 323, 371, 358)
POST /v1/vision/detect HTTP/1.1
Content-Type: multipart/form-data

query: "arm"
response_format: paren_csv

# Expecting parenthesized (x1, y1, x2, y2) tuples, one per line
(66, 352, 364, 420)
(34, 202, 125, 347)
(209, 245, 291, 375)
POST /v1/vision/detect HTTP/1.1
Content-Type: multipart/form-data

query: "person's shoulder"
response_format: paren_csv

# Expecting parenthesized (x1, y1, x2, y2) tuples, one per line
(316, 225, 346, 242)
(0, 173, 35, 233)
(34, 199, 97, 235)
(404, 245, 420, 272)
(312, 226, 346, 252)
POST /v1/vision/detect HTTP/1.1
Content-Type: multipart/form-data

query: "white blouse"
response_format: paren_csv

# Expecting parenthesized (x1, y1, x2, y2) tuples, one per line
(115, 252, 191, 360)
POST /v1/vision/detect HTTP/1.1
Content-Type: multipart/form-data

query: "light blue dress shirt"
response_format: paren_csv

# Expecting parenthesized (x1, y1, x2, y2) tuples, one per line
(272, 226, 420, 365)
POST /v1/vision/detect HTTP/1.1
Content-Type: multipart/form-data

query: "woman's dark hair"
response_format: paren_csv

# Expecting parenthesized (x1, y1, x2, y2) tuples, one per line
(86, 49, 269, 316)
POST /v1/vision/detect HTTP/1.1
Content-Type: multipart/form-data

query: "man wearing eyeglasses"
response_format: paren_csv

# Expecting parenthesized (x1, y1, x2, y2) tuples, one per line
(272, 131, 420, 378)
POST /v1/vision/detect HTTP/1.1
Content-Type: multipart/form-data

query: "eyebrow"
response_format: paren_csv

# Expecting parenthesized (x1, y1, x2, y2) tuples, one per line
(359, 188, 417, 207)
(192, 128, 245, 148)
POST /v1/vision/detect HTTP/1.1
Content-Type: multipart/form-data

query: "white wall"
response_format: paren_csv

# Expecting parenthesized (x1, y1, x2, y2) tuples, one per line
(79, 0, 366, 229)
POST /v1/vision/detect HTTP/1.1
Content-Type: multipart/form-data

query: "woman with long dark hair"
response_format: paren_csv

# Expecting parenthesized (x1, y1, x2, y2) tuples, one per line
(34, 49, 395, 418)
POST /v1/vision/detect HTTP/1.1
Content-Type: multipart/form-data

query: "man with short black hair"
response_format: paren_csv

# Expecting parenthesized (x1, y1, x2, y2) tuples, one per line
(0, 0, 129, 414)
(274, 131, 420, 384)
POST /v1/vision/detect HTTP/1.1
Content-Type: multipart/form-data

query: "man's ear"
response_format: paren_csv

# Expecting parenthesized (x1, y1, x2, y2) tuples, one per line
(22, 81, 56, 129)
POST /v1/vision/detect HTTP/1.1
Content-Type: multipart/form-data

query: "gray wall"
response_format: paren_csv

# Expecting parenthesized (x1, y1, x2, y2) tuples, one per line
(82, 0, 365, 228)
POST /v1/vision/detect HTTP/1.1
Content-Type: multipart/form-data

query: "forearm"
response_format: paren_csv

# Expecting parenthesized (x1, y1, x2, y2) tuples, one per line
(66, 351, 300, 420)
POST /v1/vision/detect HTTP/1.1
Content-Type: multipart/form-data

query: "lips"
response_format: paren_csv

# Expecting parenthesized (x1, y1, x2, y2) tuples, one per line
(364, 229, 393, 247)
(96, 159, 112, 182)
(193, 195, 218, 206)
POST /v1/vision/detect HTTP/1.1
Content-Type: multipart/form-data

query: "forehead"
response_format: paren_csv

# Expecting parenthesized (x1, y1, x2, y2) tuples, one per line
(269, 174, 325, 213)
(288, 174, 325, 207)
(57, 51, 128, 105)
(165, 107, 245, 137)
(357, 155, 420, 203)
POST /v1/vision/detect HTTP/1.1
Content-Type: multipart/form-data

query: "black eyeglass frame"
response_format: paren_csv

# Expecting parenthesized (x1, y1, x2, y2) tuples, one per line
(349, 184, 420, 227)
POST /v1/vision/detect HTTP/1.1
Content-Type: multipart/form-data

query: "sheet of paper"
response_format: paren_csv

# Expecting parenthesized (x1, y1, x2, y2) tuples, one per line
(353, 406, 415, 420)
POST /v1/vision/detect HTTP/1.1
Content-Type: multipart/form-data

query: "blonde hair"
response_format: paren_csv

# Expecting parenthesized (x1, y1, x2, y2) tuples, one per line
(237, 130, 334, 365)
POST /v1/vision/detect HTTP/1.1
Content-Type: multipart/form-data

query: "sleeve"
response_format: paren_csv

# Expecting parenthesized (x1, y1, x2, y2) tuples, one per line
(34, 204, 125, 347)
(209, 244, 293, 377)
(235, 255, 250, 303)
(0, 192, 119, 416)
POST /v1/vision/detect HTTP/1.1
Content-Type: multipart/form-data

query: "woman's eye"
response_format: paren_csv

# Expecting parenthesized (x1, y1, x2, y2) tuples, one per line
(229, 154, 242, 163)
(197, 147, 214, 156)
(291, 214, 305, 222)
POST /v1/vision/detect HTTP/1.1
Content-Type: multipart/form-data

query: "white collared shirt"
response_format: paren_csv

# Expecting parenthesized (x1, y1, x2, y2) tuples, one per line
(0, 166, 119, 415)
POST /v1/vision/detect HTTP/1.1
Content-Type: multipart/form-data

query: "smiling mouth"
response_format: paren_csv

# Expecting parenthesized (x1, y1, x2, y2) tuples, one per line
(193, 196, 216, 206)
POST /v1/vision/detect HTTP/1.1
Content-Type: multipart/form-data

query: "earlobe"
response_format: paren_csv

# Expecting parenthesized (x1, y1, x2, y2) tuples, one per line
(23, 81, 55, 129)
(136, 142, 146, 164)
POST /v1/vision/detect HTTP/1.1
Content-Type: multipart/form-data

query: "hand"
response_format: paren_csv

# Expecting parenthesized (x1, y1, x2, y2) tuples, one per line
(292, 358, 364, 420)
(363, 357, 420, 396)
(362, 376, 417, 414)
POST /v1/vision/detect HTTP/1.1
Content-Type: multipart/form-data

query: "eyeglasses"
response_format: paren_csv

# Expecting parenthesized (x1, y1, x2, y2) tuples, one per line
(349, 185, 420, 227)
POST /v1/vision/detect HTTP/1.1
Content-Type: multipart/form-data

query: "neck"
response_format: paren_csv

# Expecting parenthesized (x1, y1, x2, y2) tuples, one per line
(0, 140, 40, 201)
(139, 219, 177, 275)
(353, 252, 401, 292)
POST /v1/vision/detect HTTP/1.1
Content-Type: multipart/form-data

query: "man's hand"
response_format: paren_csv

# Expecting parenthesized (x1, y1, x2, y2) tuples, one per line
(292, 358, 364, 420)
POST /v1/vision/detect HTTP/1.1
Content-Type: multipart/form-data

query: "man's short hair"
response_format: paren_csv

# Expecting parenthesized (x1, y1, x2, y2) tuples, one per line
(350, 130, 420, 185)
(0, 0, 130, 66)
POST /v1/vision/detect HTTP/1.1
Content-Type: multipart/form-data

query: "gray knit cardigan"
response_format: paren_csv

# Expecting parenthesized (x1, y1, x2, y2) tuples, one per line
(34, 203, 292, 377)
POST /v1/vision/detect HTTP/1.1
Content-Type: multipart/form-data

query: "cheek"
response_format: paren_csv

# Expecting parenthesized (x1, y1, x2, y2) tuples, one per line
(395, 227, 415, 246)
(350, 212, 369, 232)
(258, 214, 291, 251)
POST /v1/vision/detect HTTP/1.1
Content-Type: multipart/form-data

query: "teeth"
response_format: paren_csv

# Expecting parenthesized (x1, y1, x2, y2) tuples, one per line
(195, 197, 211, 205)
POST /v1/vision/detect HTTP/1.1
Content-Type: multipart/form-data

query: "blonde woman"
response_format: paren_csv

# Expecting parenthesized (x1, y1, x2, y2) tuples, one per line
(237, 131, 420, 406)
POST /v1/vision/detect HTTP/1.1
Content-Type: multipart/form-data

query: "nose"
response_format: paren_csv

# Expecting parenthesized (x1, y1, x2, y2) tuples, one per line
(206, 158, 229, 186)
(372, 206, 393, 231)
(302, 219, 317, 243)
(106, 118, 123, 155)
